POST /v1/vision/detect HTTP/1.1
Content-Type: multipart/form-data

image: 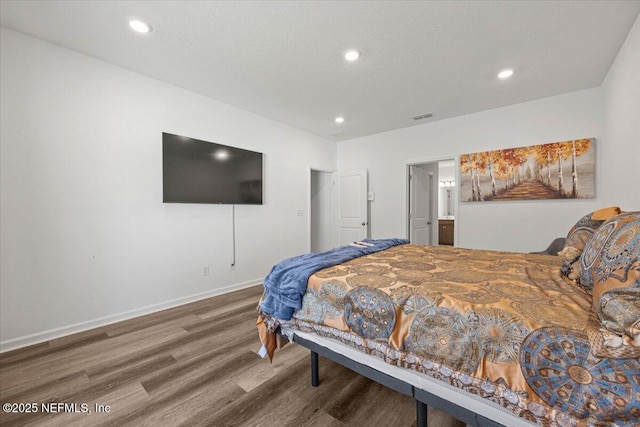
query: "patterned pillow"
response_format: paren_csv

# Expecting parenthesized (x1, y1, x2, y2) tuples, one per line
(560, 207, 622, 285)
(595, 288, 640, 353)
(579, 211, 640, 353)
(584, 307, 640, 359)
(579, 211, 640, 298)
(565, 206, 622, 252)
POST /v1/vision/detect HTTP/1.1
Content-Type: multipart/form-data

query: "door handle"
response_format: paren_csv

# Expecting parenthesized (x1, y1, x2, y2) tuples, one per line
(361, 222, 367, 226)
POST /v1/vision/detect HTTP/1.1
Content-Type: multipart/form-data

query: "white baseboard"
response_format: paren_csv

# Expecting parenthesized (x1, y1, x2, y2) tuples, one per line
(0, 279, 262, 353)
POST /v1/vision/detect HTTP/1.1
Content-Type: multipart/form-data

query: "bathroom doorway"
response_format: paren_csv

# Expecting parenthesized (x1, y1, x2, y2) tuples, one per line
(407, 158, 457, 246)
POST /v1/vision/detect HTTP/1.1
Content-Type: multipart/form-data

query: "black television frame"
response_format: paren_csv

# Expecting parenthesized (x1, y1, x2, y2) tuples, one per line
(162, 132, 263, 205)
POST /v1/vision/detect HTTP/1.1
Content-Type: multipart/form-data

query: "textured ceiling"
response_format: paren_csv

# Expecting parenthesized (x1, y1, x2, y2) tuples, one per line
(1, 1, 639, 141)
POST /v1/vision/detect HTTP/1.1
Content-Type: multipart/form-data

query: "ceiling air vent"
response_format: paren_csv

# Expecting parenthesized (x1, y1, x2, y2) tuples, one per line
(412, 113, 433, 121)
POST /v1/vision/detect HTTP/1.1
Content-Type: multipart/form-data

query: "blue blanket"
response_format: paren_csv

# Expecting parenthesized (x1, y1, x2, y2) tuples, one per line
(260, 238, 408, 320)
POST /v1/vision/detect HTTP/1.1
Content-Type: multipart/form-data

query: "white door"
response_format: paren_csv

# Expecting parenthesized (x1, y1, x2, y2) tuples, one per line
(410, 163, 438, 245)
(332, 169, 368, 247)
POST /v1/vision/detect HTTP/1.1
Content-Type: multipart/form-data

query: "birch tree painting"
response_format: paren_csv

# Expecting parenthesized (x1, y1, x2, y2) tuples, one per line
(460, 138, 595, 202)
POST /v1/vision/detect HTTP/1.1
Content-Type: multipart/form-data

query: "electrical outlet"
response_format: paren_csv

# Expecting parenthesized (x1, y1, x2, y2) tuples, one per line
(203, 266, 210, 276)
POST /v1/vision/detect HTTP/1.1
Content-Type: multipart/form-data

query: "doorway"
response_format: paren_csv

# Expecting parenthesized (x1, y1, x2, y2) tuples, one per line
(407, 158, 457, 246)
(309, 168, 369, 253)
(310, 169, 333, 253)
(409, 163, 438, 245)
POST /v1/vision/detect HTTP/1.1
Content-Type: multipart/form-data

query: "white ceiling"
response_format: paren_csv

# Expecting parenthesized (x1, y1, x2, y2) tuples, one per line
(2, 1, 639, 142)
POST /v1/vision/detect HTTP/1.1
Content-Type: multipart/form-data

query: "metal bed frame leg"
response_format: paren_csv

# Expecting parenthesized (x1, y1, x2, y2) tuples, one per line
(311, 351, 319, 387)
(416, 400, 428, 427)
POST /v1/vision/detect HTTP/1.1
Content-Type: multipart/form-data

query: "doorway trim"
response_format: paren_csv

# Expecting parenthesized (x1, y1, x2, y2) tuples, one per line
(404, 155, 459, 246)
(308, 164, 335, 253)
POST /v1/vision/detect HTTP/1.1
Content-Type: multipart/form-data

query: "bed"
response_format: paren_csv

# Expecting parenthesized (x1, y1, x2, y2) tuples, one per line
(257, 210, 640, 427)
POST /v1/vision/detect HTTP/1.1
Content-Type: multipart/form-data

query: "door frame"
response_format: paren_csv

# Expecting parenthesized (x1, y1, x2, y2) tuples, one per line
(404, 155, 459, 246)
(307, 164, 335, 253)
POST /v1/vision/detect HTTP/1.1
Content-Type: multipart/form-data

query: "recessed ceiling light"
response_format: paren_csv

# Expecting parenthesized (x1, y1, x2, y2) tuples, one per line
(344, 50, 360, 62)
(335, 117, 345, 124)
(129, 19, 152, 34)
(498, 69, 514, 79)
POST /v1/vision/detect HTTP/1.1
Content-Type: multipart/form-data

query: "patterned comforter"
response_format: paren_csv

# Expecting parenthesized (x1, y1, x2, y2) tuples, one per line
(279, 244, 640, 427)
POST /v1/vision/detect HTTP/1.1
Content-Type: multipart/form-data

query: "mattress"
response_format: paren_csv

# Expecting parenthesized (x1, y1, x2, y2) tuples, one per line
(276, 244, 639, 426)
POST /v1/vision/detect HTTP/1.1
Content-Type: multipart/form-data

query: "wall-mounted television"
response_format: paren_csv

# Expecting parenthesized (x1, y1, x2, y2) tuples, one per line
(162, 132, 263, 204)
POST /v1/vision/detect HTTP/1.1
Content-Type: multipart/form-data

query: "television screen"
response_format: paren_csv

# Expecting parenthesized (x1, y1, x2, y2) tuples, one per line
(162, 132, 263, 204)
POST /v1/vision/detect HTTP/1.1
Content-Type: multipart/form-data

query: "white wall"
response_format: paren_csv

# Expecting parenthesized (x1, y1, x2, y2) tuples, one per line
(339, 88, 608, 253)
(0, 28, 336, 350)
(601, 15, 640, 210)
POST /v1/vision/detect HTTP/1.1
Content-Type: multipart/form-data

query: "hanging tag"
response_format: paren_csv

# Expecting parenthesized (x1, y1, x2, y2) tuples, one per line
(258, 345, 268, 358)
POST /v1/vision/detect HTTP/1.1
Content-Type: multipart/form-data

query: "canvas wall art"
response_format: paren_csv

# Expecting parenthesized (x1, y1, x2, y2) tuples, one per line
(460, 138, 595, 202)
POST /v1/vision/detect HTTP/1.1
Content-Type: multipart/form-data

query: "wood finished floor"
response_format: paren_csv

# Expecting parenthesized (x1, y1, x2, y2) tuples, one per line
(0, 285, 466, 427)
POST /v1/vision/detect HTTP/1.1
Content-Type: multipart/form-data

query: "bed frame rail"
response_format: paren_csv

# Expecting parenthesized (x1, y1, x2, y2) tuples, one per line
(295, 335, 413, 396)
(292, 334, 506, 427)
